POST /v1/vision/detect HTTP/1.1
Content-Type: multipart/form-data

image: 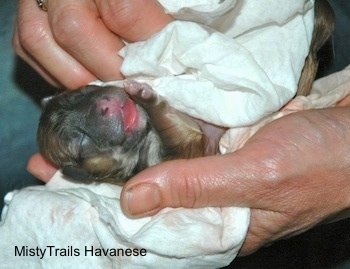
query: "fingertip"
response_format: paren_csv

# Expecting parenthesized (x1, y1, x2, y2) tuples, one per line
(27, 153, 57, 182)
(121, 182, 162, 217)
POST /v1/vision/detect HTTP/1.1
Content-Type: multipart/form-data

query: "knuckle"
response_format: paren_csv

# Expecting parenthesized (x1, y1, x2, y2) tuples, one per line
(99, 0, 138, 32)
(262, 158, 284, 182)
(254, 150, 286, 184)
(175, 172, 207, 208)
(51, 7, 91, 49)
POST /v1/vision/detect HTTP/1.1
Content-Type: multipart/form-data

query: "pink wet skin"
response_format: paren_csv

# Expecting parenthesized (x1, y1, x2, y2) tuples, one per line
(96, 97, 140, 133)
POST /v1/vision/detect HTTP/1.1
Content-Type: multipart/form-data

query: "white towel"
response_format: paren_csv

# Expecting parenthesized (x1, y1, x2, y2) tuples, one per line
(0, 1, 318, 268)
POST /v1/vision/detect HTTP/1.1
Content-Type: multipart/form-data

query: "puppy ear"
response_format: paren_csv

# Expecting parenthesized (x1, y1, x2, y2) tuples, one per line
(41, 96, 55, 108)
(62, 165, 96, 183)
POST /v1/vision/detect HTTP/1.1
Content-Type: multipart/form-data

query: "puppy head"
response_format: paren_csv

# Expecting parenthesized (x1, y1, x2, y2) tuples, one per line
(38, 85, 157, 184)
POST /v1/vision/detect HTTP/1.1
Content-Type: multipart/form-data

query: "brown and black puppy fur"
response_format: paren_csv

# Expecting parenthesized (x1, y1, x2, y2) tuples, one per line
(297, 0, 335, 95)
(38, 81, 225, 184)
(37, 0, 334, 185)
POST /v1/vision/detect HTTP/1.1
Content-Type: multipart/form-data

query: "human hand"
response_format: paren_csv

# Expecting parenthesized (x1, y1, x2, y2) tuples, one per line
(13, 0, 172, 89)
(119, 106, 350, 255)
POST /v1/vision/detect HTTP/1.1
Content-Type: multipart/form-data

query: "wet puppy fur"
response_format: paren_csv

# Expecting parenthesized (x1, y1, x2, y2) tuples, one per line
(37, 0, 334, 185)
(38, 81, 220, 184)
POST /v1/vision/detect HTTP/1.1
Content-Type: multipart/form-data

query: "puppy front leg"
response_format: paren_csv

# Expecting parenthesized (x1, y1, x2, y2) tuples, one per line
(124, 81, 206, 159)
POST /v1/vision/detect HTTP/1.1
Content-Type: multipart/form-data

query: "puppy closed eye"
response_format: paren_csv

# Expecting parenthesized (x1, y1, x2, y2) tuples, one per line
(77, 133, 99, 159)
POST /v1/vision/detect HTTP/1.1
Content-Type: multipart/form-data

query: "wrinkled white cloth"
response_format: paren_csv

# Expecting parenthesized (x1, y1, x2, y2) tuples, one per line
(121, 0, 315, 127)
(0, 1, 320, 268)
(0, 172, 249, 269)
(220, 65, 350, 153)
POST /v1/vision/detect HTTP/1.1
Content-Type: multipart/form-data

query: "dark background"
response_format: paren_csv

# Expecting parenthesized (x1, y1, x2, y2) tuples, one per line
(0, 0, 349, 268)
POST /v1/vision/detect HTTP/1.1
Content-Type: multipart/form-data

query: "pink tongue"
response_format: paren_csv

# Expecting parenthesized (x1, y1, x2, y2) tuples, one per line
(122, 99, 139, 132)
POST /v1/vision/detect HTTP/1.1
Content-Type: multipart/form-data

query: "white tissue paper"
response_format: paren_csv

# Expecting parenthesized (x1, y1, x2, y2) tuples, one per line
(0, 0, 318, 268)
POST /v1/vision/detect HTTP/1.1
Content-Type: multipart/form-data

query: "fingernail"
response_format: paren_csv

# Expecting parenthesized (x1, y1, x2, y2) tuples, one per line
(124, 184, 160, 216)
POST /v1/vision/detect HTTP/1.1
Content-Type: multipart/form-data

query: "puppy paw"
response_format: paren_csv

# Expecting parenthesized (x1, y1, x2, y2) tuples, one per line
(124, 80, 157, 105)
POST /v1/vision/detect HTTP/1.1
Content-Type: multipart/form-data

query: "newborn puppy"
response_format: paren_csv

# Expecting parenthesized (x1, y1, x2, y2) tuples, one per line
(38, 81, 224, 184)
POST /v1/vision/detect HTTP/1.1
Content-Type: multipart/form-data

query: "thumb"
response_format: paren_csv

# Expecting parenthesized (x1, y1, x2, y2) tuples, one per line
(120, 141, 277, 217)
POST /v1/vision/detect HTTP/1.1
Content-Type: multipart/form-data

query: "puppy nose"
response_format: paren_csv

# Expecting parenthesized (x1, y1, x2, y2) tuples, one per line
(96, 97, 123, 116)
